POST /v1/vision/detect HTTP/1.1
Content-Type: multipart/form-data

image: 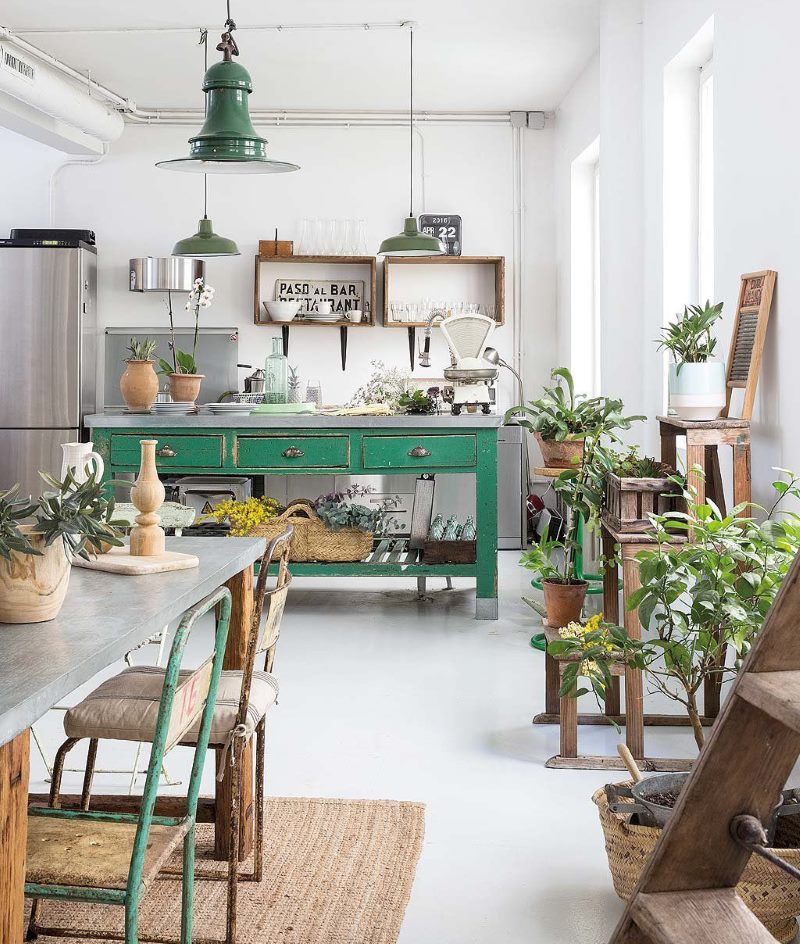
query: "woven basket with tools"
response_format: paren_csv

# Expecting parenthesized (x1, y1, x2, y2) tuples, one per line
(256, 499, 374, 563)
(593, 784, 800, 943)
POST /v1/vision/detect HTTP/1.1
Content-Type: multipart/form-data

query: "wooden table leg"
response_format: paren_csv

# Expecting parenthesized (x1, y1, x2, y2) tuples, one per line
(559, 669, 578, 759)
(0, 730, 29, 941)
(621, 548, 645, 760)
(602, 532, 621, 718)
(659, 424, 678, 472)
(544, 650, 560, 716)
(215, 566, 255, 861)
(705, 445, 726, 516)
(685, 434, 706, 506)
(733, 440, 751, 514)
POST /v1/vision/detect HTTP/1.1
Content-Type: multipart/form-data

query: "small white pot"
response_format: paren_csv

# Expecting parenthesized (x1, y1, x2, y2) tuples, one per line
(668, 361, 726, 421)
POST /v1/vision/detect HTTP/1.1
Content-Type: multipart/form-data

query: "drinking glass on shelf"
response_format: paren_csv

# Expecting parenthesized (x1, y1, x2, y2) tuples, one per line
(306, 379, 323, 408)
(296, 219, 311, 255)
(356, 219, 368, 256)
(311, 218, 325, 255)
(341, 219, 356, 256)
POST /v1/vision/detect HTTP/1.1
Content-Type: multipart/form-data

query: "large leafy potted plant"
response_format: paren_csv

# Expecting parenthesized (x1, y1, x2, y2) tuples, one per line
(0, 471, 124, 624)
(519, 394, 644, 626)
(658, 301, 725, 420)
(550, 471, 800, 748)
(158, 278, 215, 404)
(119, 337, 159, 413)
(507, 367, 616, 469)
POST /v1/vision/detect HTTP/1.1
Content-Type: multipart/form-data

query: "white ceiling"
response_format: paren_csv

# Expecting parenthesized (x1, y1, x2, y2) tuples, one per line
(1, 1, 601, 113)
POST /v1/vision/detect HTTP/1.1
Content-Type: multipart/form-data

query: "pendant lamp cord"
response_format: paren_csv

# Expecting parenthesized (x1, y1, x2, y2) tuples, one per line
(200, 28, 209, 218)
(409, 25, 414, 218)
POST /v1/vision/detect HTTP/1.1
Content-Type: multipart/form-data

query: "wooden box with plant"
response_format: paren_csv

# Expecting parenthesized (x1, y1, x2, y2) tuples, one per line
(552, 470, 800, 751)
(158, 278, 215, 404)
(119, 337, 159, 413)
(0, 471, 124, 623)
(603, 447, 684, 533)
(518, 380, 644, 626)
(658, 300, 726, 420)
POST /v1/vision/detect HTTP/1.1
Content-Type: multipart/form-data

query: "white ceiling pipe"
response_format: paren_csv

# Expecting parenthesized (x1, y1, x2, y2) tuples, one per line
(0, 33, 124, 142)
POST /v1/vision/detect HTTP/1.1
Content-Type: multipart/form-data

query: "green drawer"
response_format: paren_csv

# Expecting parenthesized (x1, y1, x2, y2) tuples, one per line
(110, 434, 224, 468)
(362, 434, 476, 469)
(236, 435, 350, 470)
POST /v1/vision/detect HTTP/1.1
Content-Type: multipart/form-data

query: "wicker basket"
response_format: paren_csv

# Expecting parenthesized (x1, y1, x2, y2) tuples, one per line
(593, 784, 800, 943)
(255, 499, 374, 563)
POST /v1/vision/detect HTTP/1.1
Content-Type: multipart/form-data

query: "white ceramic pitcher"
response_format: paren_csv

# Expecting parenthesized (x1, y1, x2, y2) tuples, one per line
(60, 441, 105, 484)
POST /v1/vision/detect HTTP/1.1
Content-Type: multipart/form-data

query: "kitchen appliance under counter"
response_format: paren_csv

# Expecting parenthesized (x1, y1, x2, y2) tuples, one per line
(86, 412, 501, 619)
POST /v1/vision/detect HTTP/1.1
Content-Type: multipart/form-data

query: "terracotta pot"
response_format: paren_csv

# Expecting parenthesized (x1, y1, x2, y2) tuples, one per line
(542, 579, 589, 628)
(120, 360, 159, 412)
(535, 432, 585, 469)
(0, 527, 70, 624)
(168, 373, 205, 404)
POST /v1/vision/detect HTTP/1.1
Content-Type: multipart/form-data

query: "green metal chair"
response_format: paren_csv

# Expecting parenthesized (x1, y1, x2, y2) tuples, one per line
(25, 586, 232, 944)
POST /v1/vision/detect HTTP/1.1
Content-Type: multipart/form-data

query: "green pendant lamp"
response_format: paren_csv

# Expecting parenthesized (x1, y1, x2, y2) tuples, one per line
(157, 7, 299, 175)
(379, 27, 444, 257)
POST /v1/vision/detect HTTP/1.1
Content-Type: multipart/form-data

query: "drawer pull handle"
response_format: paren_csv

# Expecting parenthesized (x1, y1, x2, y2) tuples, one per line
(156, 445, 176, 458)
(282, 446, 305, 459)
(408, 445, 432, 458)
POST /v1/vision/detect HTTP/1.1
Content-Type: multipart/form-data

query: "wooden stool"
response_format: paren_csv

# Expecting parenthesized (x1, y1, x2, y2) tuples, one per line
(658, 416, 751, 518)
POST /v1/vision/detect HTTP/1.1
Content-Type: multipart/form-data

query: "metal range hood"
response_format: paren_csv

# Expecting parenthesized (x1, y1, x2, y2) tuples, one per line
(129, 256, 205, 292)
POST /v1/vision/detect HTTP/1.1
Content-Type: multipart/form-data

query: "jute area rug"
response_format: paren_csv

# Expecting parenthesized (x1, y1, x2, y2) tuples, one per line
(29, 797, 426, 943)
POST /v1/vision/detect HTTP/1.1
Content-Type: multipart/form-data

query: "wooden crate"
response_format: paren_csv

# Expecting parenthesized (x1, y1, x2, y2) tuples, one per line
(604, 473, 683, 533)
(422, 540, 476, 564)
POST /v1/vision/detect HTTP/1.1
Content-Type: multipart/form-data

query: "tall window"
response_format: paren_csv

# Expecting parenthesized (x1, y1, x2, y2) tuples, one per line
(570, 138, 601, 396)
(697, 59, 714, 303)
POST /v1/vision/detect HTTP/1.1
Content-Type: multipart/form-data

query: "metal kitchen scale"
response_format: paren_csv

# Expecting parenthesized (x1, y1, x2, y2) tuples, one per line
(421, 312, 498, 415)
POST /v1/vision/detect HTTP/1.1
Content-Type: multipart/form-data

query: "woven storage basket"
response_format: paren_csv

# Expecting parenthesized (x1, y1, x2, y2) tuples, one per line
(254, 499, 373, 563)
(593, 784, 800, 943)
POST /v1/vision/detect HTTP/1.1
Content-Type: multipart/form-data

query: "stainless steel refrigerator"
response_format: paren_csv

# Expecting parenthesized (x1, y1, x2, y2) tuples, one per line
(0, 244, 97, 497)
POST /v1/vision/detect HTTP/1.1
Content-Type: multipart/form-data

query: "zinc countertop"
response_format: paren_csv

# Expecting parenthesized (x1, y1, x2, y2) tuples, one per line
(85, 411, 503, 429)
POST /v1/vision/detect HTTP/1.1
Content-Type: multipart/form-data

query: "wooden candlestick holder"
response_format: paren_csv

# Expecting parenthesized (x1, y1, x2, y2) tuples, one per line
(73, 439, 199, 576)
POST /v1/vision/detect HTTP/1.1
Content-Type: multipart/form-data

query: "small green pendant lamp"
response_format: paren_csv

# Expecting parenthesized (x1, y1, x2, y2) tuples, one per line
(379, 27, 444, 257)
(157, 8, 299, 175)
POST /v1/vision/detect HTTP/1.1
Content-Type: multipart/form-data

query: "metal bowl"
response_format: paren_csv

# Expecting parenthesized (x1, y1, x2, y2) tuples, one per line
(443, 366, 499, 381)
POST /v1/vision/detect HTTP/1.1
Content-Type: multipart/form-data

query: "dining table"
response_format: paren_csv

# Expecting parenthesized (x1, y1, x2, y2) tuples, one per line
(0, 535, 265, 940)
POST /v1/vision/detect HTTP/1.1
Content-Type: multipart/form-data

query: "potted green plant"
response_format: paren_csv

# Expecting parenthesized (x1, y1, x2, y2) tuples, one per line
(0, 472, 124, 624)
(120, 337, 159, 413)
(551, 471, 800, 749)
(507, 367, 616, 469)
(158, 278, 215, 404)
(602, 446, 684, 533)
(519, 392, 644, 626)
(658, 301, 725, 420)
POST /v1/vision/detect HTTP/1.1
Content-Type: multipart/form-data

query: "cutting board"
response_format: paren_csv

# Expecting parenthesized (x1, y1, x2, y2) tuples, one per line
(73, 546, 199, 575)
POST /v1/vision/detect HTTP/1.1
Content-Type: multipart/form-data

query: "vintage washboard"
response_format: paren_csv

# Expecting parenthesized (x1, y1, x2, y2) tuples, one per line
(722, 270, 776, 419)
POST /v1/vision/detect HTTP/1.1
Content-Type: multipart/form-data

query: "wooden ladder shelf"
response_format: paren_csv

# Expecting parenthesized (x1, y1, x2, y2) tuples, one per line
(610, 550, 800, 944)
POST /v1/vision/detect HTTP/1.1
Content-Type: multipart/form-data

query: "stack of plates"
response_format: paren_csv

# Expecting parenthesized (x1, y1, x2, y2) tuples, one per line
(151, 401, 197, 415)
(302, 311, 340, 323)
(205, 402, 254, 416)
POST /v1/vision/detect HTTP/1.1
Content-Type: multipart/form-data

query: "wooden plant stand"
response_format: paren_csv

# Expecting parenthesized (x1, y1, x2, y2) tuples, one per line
(609, 550, 800, 944)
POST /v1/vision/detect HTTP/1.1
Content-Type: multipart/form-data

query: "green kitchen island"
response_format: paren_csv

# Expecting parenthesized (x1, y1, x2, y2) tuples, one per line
(86, 412, 500, 619)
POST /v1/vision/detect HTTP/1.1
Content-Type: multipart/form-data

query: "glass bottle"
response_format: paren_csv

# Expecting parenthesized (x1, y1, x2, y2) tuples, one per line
(264, 337, 288, 404)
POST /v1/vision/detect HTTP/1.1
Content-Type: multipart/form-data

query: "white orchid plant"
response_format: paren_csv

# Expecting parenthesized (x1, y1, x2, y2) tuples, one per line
(159, 278, 216, 376)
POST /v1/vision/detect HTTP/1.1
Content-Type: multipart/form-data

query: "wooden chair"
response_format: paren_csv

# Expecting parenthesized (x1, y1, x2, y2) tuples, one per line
(40, 528, 293, 944)
(26, 585, 232, 944)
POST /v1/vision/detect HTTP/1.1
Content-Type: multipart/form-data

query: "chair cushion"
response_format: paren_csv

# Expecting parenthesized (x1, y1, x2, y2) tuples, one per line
(64, 663, 213, 749)
(182, 670, 279, 746)
(64, 667, 278, 748)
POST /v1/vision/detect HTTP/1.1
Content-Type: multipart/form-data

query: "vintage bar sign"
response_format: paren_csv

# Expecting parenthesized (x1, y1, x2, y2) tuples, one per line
(419, 214, 462, 256)
(274, 278, 365, 317)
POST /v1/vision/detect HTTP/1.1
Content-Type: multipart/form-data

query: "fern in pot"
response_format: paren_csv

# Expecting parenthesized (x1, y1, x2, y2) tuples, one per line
(0, 471, 124, 624)
(658, 301, 725, 420)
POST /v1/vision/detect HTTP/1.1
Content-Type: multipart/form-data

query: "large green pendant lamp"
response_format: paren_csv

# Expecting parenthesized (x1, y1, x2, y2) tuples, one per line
(378, 27, 444, 257)
(156, 8, 299, 175)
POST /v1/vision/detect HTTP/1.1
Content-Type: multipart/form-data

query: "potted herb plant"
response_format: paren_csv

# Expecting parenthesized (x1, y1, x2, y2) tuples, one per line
(0, 472, 124, 624)
(158, 278, 215, 404)
(602, 446, 684, 533)
(658, 301, 725, 420)
(507, 367, 615, 469)
(120, 337, 159, 413)
(519, 392, 644, 626)
(551, 471, 800, 749)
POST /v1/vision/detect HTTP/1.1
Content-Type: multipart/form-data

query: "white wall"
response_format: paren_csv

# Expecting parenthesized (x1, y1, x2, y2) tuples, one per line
(21, 120, 556, 413)
(0, 127, 63, 234)
(554, 0, 800, 502)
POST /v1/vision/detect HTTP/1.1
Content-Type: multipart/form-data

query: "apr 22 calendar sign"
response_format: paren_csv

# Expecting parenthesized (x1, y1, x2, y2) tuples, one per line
(419, 214, 462, 256)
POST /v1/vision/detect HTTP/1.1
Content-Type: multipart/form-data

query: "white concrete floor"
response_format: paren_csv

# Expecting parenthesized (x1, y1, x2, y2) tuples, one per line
(29, 551, 705, 944)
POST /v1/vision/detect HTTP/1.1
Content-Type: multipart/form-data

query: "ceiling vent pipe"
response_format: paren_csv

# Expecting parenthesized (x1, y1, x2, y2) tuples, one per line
(0, 31, 124, 151)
